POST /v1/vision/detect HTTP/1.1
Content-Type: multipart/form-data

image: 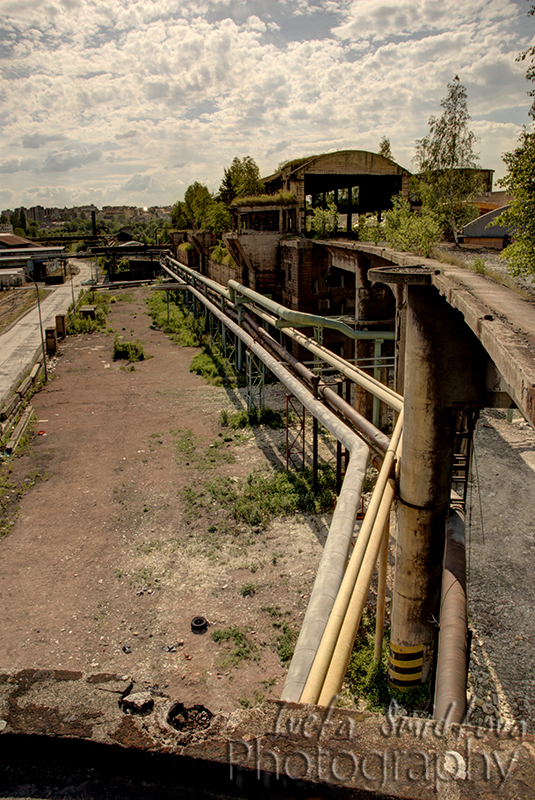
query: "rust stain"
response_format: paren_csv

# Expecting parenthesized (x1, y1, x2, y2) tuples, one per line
(111, 715, 156, 750)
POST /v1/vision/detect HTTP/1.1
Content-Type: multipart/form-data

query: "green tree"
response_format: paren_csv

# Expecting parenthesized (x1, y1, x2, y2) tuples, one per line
(207, 202, 231, 237)
(218, 156, 264, 204)
(171, 200, 188, 229)
(183, 181, 213, 229)
(414, 76, 483, 243)
(383, 195, 442, 257)
(494, 2, 535, 274)
(378, 137, 393, 160)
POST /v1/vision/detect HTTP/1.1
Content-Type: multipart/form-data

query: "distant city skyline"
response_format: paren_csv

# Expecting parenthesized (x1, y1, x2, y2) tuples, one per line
(1, 0, 534, 209)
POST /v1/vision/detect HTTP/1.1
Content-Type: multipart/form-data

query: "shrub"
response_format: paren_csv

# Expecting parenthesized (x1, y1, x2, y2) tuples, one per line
(473, 256, 487, 275)
(221, 407, 285, 430)
(113, 335, 145, 362)
(210, 240, 236, 267)
(146, 292, 201, 347)
(310, 202, 339, 238)
(190, 349, 225, 384)
(66, 291, 109, 335)
(383, 195, 442, 257)
(356, 214, 384, 245)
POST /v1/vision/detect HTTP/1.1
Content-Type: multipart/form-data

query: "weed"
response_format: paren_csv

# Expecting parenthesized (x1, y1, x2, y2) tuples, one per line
(66, 291, 109, 335)
(240, 582, 257, 597)
(239, 697, 252, 709)
(146, 292, 201, 346)
(113, 335, 145, 362)
(345, 609, 431, 714)
(181, 464, 336, 531)
(172, 427, 197, 460)
(473, 256, 487, 275)
(275, 622, 296, 663)
(212, 626, 259, 666)
(221, 407, 285, 430)
(262, 606, 282, 617)
(190, 350, 225, 384)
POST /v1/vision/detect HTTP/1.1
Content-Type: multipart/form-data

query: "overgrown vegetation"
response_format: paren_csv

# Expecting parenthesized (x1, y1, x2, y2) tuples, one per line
(308, 202, 339, 238)
(190, 349, 227, 384)
(146, 291, 201, 347)
(230, 192, 296, 207)
(66, 290, 109, 335)
(473, 255, 487, 275)
(112, 335, 145, 362)
(212, 626, 259, 666)
(210, 240, 236, 267)
(383, 196, 442, 257)
(220, 407, 285, 429)
(0, 459, 47, 539)
(274, 622, 296, 663)
(182, 464, 336, 529)
(345, 608, 431, 714)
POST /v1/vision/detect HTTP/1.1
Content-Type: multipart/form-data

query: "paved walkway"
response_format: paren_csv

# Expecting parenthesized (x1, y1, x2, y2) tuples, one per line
(0, 259, 91, 407)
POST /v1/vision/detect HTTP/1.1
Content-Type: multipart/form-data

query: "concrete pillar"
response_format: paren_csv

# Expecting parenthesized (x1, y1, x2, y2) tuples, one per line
(389, 282, 489, 685)
(346, 186, 352, 233)
(367, 267, 488, 688)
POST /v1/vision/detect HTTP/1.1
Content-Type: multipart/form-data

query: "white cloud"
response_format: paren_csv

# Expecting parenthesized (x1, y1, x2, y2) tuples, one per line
(0, 0, 531, 206)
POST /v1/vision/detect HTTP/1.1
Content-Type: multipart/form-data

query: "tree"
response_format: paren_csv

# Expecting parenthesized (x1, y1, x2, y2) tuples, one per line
(171, 200, 188, 229)
(378, 137, 393, 160)
(494, 2, 535, 274)
(414, 75, 483, 243)
(207, 202, 231, 237)
(183, 182, 213, 229)
(218, 156, 264, 204)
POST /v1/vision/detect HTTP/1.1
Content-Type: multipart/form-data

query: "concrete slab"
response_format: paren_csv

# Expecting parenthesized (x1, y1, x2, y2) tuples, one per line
(0, 669, 533, 798)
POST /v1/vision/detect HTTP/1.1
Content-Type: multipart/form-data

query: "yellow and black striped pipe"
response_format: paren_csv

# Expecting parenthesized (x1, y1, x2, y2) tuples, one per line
(388, 643, 424, 688)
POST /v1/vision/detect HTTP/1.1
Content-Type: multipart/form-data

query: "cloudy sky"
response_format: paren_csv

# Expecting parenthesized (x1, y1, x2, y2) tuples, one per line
(1, 0, 534, 211)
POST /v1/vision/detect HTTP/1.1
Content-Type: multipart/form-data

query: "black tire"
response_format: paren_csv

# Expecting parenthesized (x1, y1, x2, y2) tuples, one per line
(191, 616, 208, 634)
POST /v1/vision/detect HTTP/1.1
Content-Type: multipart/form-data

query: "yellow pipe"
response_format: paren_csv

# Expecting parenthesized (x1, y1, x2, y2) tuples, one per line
(317, 478, 396, 706)
(299, 413, 403, 705)
(374, 511, 390, 664)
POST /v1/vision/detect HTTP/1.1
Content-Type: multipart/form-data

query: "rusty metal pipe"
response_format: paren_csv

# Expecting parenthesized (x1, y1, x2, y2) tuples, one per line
(242, 313, 390, 459)
(433, 509, 468, 724)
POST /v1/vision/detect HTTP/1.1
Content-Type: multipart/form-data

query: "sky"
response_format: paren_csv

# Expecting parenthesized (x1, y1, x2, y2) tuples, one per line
(1, 0, 534, 211)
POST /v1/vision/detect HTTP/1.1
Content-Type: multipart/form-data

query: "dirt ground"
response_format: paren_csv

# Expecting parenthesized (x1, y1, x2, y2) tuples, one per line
(1, 284, 535, 732)
(0, 287, 334, 713)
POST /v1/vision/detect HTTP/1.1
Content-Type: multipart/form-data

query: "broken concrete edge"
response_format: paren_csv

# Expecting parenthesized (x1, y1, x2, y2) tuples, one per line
(0, 352, 44, 420)
(0, 669, 533, 799)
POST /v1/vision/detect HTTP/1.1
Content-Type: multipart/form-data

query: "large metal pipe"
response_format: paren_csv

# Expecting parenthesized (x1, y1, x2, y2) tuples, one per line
(433, 509, 468, 724)
(242, 305, 404, 411)
(299, 414, 403, 705)
(242, 313, 390, 458)
(163, 255, 402, 410)
(317, 478, 396, 706)
(229, 279, 395, 342)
